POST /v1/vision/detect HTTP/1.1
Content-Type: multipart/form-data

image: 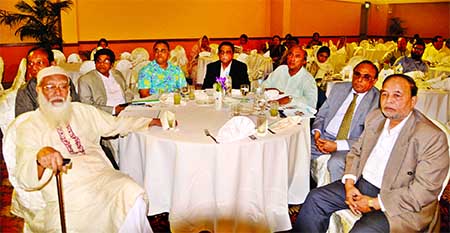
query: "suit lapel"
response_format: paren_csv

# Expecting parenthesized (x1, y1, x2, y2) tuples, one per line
(327, 84, 352, 125)
(350, 88, 376, 132)
(381, 113, 416, 189)
(94, 71, 107, 99)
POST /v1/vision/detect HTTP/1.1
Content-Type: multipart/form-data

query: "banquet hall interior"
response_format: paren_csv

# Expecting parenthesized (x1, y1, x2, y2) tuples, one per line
(0, 0, 449, 232)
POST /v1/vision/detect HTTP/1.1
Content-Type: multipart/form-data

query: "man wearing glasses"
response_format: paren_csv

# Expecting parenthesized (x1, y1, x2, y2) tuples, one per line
(78, 48, 132, 115)
(15, 46, 79, 117)
(202, 41, 249, 90)
(138, 40, 186, 97)
(311, 60, 379, 182)
(393, 39, 428, 73)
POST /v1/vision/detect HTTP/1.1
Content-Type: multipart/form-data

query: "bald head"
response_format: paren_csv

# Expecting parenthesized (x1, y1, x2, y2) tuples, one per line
(286, 46, 307, 76)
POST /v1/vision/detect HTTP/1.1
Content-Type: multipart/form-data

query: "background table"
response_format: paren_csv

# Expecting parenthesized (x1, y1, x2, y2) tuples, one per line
(118, 102, 311, 232)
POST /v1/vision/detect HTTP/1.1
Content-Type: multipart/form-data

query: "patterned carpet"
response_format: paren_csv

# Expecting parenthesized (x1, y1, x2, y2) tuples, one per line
(0, 128, 448, 232)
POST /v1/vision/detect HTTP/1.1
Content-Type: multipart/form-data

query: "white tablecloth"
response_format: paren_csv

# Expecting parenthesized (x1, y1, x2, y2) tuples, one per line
(118, 102, 310, 232)
(429, 66, 450, 79)
(416, 89, 450, 124)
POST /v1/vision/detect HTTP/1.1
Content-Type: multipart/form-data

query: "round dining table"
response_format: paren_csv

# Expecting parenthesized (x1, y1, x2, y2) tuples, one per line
(118, 100, 311, 232)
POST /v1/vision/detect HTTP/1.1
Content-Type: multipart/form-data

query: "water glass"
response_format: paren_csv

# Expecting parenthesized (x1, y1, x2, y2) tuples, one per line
(256, 113, 268, 136)
(168, 118, 176, 130)
(269, 101, 279, 117)
(230, 103, 240, 116)
(188, 85, 196, 100)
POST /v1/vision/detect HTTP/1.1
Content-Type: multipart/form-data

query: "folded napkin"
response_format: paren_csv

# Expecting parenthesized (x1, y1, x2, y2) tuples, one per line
(263, 51, 270, 58)
(264, 89, 288, 101)
(160, 110, 176, 130)
(269, 116, 302, 132)
(216, 116, 256, 143)
(283, 102, 317, 118)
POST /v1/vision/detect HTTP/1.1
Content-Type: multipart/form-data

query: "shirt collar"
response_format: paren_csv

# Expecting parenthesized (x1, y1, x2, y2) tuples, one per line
(383, 111, 412, 135)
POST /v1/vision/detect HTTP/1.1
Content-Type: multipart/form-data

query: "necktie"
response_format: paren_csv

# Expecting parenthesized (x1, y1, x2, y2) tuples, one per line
(336, 93, 358, 140)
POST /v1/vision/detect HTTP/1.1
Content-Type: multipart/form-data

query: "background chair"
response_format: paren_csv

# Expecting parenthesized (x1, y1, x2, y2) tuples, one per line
(0, 56, 4, 91)
(67, 53, 82, 64)
(52, 49, 66, 66)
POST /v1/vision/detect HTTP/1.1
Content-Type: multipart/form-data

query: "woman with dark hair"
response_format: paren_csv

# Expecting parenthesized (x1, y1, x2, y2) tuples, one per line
(306, 46, 334, 81)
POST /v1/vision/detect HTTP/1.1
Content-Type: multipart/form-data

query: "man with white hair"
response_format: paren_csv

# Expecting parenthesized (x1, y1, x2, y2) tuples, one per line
(10, 66, 159, 232)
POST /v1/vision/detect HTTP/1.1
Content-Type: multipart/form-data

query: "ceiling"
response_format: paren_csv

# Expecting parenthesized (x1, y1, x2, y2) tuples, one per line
(335, 0, 450, 4)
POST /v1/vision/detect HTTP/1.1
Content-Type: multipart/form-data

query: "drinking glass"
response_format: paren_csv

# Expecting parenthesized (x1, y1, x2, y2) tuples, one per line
(230, 103, 240, 117)
(240, 84, 250, 96)
(173, 90, 181, 105)
(168, 118, 176, 130)
(181, 86, 189, 98)
(269, 100, 279, 117)
(256, 113, 268, 136)
(188, 85, 196, 100)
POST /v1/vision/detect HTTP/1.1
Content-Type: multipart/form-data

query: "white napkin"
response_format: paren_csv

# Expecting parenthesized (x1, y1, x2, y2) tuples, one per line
(283, 102, 317, 118)
(160, 110, 176, 130)
(269, 116, 301, 132)
(264, 89, 288, 101)
(216, 116, 256, 143)
(263, 51, 270, 58)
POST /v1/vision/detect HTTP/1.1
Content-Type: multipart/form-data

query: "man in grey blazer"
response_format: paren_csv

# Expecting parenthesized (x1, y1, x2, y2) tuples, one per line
(312, 60, 380, 181)
(294, 74, 449, 232)
(78, 48, 133, 115)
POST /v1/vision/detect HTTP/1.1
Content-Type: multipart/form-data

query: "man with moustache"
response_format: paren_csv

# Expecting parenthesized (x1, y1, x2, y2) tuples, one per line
(138, 40, 187, 97)
(15, 46, 79, 117)
(201, 41, 249, 90)
(8, 66, 160, 232)
(263, 45, 317, 108)
(394, 39, 428, 73)
(382, 37, 410, 66)
(294, 74, 449, 232)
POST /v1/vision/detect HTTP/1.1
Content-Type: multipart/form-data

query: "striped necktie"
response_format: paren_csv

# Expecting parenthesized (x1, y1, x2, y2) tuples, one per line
(336, 93, 358, 140)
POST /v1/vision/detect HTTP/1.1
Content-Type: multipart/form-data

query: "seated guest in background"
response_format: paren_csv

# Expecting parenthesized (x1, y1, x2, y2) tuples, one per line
(306, 32, 323, 48)
(202, 41, 249, 90)
(90, 38, 109, 60)
(138, 40, 187, 97)
(281, 33, 292, 47)
(189, 35, 212, 84)
(423, 35, 444, 64)
(294, 74, 449, 233)
(407, 33, 421, 51)
(280, 36, 299, 65)
(336, 36, 347, 51)
(306, 46, 334, 80)
(78, 48, 132, 115)
(12, 66, 159, 232)
(15, 46, 79, 117)
(394, 39, 428, 73)
(435, 37, 450, 61)
(238, 33, 252, 53)
(311, 60, 379, 182)
(263, 45, 317, 108)
(268, 35, 286, 70)
(381, 37, 410, 66)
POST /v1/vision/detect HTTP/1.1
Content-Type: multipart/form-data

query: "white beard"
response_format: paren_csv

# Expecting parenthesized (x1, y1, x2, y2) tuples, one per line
(37, 92, 73, 129)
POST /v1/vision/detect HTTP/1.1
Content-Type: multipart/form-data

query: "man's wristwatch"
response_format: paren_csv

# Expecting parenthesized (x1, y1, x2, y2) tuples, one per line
(368, 198, 375, 211)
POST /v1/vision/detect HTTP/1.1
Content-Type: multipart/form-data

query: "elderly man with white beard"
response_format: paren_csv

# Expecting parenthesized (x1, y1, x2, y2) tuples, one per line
(9, 66, 160, 232)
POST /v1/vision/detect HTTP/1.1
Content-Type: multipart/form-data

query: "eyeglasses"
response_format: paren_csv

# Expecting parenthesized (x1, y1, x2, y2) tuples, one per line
(42, 83, 70, 92)
(96, 59, 111, 64)
(154, 49, 168, 54)
(219, 50, 233, 55)
(353, 71, 373, 81)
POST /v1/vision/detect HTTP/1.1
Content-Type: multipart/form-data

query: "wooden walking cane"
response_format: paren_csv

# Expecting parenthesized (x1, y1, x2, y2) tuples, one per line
(56, 171, 67, 233)
(56, 158, 71, 233)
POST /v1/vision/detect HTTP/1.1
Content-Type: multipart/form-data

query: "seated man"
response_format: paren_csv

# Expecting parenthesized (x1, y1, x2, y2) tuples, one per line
(138, 40, 187, 97)
(306, 32, 323, 49)
(394, 39, 428, 73)
(381, 37, 410, 66)
(202, 41, 249, 90)
(294, 74, 449, 232)
(263, 45, 317, 108)
(311, 60, 379, 182)
(10, 66, 160, 232)
(15, 46, 79, 117)
(78, 48, 132, 115)
(423, 35, 444, 64)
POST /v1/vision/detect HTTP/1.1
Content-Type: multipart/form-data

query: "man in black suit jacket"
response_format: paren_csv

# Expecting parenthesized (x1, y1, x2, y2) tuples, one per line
(202, 41, 249, 89)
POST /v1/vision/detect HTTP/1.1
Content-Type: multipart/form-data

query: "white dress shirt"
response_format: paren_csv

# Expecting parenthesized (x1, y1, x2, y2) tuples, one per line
(220, 61, 232, 77)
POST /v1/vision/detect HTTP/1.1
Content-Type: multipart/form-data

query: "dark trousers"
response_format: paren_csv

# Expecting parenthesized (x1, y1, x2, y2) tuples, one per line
(292, 178, 389, 233)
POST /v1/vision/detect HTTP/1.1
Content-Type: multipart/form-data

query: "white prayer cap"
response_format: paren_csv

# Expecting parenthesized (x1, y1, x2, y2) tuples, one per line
(37, 66, 70, 85)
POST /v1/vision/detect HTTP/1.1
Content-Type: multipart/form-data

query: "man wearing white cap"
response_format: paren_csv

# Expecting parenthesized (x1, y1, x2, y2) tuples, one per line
(8, 66, 159, 232)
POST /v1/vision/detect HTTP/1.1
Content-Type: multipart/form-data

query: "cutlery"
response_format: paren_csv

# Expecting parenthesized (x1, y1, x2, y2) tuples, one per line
(268, 128, 276, 134)
(248, 135, 257, 140)
(204, 129, 219, 144)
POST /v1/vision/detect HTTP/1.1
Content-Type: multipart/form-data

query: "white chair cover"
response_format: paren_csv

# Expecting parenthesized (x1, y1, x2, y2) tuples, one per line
(10, 58, 27, 91)
(169, 45, 188, 67)
(327, 118, 450, 233)
(115, 59, 134, 89)
(67, 53, 82, 63)
(79, 60, 96, 76)
(209, 44, 219, 56)
(120, 52, 132, 61)
(311, 154, 332, 187)
(131, 47, 150, 66)
(52, 49, 66, 65)
(3, 112, 47, 221)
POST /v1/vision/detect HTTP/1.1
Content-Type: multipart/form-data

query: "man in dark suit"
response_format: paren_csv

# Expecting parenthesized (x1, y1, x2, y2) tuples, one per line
(294, 74, 449, 232)
(201, 41, 249, 89)
(311, 60, 380, 182)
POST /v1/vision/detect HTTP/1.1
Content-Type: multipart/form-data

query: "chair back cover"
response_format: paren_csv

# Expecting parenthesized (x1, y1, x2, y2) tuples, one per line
(67, 53, 82, 63)
(52, 49, 66, 65)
